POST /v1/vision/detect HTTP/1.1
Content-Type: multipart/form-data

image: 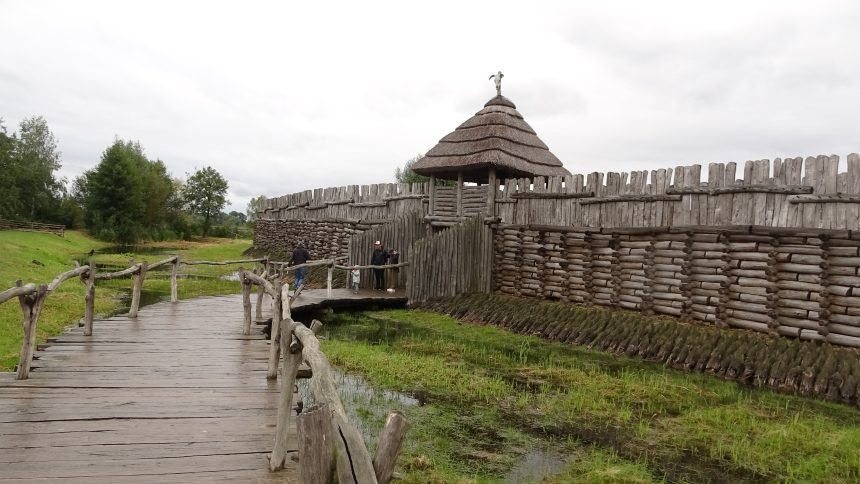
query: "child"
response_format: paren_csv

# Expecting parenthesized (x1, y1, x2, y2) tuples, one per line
(351, 268, 361, 293)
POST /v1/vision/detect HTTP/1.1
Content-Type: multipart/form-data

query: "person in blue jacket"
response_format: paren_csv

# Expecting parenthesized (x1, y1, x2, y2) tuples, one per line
(289, 242, 311, 288)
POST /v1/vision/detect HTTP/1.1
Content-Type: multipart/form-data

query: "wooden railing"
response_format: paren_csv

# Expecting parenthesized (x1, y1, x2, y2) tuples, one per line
(0, 256, 267, 379)
(237, 267, 408, 483)
(4, 253, 409, 479)
(0, 218, 65, 236)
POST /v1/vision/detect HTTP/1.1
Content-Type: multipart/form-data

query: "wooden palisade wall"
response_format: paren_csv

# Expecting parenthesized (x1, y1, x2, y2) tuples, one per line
(493, 153, 860, 229)
(407, 217, 493, 303)
(348, 211, 425, 289)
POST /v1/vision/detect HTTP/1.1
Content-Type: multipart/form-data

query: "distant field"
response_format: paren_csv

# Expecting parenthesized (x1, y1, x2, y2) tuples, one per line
(0, 230, 252, 370)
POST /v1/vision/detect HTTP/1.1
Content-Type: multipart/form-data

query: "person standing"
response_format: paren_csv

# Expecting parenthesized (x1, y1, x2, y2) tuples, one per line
(289, 242, 311, 288)
(351, 268, 361, 293)
(370, 240, 389, 290)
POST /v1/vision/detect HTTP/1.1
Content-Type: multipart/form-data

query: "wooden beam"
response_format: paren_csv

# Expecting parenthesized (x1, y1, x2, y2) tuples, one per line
(456, 172, 463, 216)
(82, 264, 96, 336)
(667, 184, 813, 195)
(428, 176, 436, 216)
(510, 191, 595, 199)
(790, 193, 860, 204)
(487, 167, 497, 217)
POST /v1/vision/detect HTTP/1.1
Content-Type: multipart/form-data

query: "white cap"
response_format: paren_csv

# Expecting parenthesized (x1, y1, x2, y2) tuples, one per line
(375, 240, 381, 245)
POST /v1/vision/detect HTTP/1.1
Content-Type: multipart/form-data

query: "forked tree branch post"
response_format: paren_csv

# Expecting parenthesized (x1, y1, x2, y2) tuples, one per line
(266, 280, 286, 379)
(16, 282, 48, 380)
(239, 267, 253, 335)
(129, 261, 147, 319)
(170, 255, 180, 302)
(81, 264, 96, 336)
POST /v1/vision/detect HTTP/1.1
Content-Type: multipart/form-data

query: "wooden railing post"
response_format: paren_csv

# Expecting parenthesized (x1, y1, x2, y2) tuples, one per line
(82, 263, 96, 336)
(170, 256, 180, 302)
(129, 261, 147, 318)
(16, 282, 47, 380)
(240, 268, 252, 336)
(298, 403, 335, 483)
(373, 412, 409, 484)
(270, 320, 302, 471)
(267, 280, 285, 379)
(326, 264, 333, 298)
(255, 268, 265, 323)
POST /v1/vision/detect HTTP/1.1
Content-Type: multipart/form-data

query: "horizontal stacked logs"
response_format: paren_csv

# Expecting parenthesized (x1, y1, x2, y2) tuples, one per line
(650, 233, 689, 317)
(564, 231, 591, 304)
(491, 225, 860, 348)
(687, 233, 725, 325)
(774, 234, 825, 339)
(422, 293, 860, 406)
(616, 236, 650, 311)
(254, 219, 364, 261)
(827, 240, 860, 342)
(723, 234, 775, 334)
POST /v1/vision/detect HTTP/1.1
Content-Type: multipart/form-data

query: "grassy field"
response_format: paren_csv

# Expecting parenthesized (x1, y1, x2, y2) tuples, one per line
(0, 230, 253, 370)
(320, 310, 860, 483)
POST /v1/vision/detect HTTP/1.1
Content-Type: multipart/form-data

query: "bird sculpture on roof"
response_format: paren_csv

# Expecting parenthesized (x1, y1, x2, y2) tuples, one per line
(489, 71, 504, 96)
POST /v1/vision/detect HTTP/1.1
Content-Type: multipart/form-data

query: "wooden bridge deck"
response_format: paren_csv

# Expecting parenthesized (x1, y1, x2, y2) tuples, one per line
(0, 288, 407, 482)
(289, 287, 407, 313)
(0, 295, 288, 482)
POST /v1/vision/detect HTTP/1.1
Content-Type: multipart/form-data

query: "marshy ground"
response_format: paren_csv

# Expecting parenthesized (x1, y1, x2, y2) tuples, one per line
(318, 309, 860, 483)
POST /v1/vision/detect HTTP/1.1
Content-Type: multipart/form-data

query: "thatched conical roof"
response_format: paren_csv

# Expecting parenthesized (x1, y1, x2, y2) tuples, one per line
(412, 95, 571, 182)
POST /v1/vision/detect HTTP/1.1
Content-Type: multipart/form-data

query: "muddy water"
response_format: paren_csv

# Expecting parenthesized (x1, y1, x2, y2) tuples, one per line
(298, 369, 420, 451)
(317, 312, 576, 483)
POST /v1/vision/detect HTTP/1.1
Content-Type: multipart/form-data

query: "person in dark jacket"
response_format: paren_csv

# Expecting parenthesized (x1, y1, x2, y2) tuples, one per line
(289, 242, 311, 288)
(370, 241, 389, 290)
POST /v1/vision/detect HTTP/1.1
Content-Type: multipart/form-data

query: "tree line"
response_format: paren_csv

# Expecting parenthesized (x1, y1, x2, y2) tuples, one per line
(1, 115, 260, 243)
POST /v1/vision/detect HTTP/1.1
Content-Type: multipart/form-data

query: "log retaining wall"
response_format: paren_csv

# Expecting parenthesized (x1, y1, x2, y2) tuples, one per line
(493, 224, 860, 347)
(254, 218, 362, 261)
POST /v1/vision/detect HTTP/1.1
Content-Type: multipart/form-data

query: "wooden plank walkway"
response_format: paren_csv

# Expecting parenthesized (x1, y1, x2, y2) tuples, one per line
(0, 295, 296, 483)
(289, 288, 407, 313)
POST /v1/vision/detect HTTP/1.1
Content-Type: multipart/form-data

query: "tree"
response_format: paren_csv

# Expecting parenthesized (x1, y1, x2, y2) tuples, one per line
(81, 140, 147, 243)
(77, 139, 183, 242)
(394, 154, 453, 185)
(184, 166, 228, 237)
(246, 195, 266, 222)
(0, 120, 20, 218)
(394, 154, 427, 183)
(16, 116, 63, 221)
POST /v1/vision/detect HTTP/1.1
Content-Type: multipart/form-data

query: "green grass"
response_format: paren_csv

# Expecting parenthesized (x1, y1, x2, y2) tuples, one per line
(0, 230, 253, 370)
(319, 310, 860, 483)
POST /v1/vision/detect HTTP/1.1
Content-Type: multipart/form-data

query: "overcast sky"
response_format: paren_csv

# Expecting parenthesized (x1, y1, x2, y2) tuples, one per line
(2, 0, 858, 212)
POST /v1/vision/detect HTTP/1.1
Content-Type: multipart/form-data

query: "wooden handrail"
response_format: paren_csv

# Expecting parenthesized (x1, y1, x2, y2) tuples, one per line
(182, 258, 266, 266)
(147, 255, 178, 271)
(95, 263, 142, 281)
(239, 269, 277, 297)
(334, 262, 410, 271)
(1, 253, 252, 380)
(0, 283, 37, 305)
(47, 266, 91, 292)
(269, 318, 407, 482)
(272, 259, 337, 272)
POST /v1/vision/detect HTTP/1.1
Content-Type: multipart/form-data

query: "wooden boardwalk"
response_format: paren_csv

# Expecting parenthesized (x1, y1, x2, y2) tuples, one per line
(0, 288, 407, 482)
(289, 288, 407, 313)
(0, 295, 294, 482)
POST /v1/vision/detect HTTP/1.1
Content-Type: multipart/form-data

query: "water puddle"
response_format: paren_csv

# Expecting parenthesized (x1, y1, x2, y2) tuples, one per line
(298, 368, 419, 449)
(504, 447, 573, 483)
(220, 271, 240, 281)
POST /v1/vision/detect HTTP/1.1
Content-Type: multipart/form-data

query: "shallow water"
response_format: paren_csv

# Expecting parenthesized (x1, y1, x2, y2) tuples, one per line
(503, 448, 573, 483)
(316, 311, 577, 482)
(298, 368, 420, 449)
